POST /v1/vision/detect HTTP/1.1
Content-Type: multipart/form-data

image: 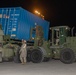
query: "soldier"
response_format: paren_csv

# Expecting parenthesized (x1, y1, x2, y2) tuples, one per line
(19, 39, 27, 64)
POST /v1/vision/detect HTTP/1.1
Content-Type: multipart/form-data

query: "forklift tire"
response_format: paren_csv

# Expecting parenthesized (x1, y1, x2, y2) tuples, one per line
(43, 57, 50, 62)
(14, 55, 20, 63)
(60, 48, 75, 64)
(31, 49, 44, 63)
(27, 50, 31, 62)
(14, 49, 20, 63)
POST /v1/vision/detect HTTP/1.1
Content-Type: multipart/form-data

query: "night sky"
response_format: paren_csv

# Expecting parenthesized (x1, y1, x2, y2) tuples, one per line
(0, 0, 76, 28)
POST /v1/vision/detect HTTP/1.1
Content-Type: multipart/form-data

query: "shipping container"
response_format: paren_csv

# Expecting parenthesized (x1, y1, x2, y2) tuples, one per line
(0, 7, 50, 41)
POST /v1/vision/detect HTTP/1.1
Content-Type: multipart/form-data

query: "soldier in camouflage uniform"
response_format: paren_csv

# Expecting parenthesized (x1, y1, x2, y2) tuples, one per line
(19, 40, 27, 64)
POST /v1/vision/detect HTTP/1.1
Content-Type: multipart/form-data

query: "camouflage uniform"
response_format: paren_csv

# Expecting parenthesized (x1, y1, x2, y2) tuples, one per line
(20, 41, 27, 64)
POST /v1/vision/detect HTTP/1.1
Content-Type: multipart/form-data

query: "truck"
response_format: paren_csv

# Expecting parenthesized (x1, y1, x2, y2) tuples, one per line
(0, 7, 76, 64)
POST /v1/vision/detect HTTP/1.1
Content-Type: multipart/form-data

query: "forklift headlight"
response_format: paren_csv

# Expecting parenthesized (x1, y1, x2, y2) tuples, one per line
(32, 37, 34, 40)
(53, 51, 56, 54)
(66, 27, 68, 30)
(61, 35, 64, 36)
(48, 53, 51, 55)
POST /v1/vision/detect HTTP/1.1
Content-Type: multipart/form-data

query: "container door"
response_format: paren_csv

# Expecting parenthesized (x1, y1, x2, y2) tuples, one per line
(0, 8, 9, 35)
(0, 8, 20, 39)
(6, 8, 20, 38)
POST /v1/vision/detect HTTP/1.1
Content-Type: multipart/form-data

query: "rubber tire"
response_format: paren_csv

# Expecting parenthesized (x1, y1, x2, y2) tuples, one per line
(60, 48, 75, 64)
(14, 49, 21, 63)
(31, 49, 44, 63)
(14, 55, 20, 63)
(43, 57, 50, 62)
(27, 50, 31, 62)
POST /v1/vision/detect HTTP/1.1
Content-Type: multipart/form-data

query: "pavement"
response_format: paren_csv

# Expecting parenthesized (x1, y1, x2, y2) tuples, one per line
(0, 59, 76, 75)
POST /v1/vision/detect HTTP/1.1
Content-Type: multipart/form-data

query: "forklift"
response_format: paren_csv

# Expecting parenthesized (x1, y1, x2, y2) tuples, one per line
(50, 26, 76, 64)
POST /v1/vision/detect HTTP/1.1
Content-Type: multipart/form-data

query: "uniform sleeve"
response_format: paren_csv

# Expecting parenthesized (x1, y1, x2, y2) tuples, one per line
(23, 44, 26, 48)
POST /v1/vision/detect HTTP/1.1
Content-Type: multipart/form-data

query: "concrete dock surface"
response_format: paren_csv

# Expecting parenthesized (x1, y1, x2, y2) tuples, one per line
(0, 60, 76, 75)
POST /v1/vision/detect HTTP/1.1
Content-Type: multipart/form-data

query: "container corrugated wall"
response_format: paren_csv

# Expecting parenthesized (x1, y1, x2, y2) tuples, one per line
(0, 7, 50, 41)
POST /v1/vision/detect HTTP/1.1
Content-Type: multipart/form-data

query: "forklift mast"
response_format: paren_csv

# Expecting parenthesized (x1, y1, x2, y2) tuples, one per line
(30, 25, 44, 47)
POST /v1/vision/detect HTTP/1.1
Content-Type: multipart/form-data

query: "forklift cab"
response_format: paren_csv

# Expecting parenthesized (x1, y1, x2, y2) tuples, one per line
(50, 26, 70, 46)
